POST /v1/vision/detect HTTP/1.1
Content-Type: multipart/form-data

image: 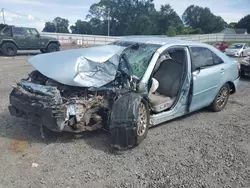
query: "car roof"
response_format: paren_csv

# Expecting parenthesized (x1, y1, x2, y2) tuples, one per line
(118, 36, 212, 48)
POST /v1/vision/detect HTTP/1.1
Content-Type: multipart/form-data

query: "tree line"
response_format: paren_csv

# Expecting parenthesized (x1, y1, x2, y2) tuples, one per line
(42, 0, 250, 36)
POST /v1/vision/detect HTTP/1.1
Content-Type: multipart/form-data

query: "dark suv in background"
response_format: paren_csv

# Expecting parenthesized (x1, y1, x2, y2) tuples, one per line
(0, 24, 60, 56)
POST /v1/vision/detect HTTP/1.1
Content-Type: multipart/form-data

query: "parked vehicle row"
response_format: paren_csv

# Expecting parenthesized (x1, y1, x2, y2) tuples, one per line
(8, 36, 240, 149)
(224, 43, 250, 57)
(213, 41, 250, 58)
(0, 24, 60, 56)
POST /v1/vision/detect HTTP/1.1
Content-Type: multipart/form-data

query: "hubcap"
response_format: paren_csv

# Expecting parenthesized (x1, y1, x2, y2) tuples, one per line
(137, 103, 147, 137)
(216, 87, 228, 108)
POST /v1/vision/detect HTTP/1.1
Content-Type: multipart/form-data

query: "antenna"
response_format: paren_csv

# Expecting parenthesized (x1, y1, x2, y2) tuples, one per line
(1, 8, 5, 24)
(107, 8, 110, 36)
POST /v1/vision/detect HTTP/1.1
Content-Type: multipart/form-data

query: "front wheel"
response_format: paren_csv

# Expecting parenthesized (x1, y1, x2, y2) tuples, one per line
(110, 95, 150, 150)
(47, 43, 60, 53)
(136, 102, 149, 145)
(210, 83, 230, 112)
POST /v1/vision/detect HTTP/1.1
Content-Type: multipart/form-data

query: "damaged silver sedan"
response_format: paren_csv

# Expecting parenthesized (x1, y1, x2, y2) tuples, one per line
(9, 36, 240, 149)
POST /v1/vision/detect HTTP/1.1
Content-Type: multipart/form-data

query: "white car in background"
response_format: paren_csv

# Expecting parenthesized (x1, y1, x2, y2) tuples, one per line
(224, 43, 250, 57)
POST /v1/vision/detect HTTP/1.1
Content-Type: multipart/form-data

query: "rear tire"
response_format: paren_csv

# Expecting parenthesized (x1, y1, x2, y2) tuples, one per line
(47, 43, 60, 53)
(2, 42, 17, 56)
(210, 83, 230, 112)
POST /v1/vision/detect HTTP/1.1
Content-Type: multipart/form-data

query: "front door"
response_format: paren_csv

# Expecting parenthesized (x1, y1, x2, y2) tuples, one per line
(24, 28, 41, 49)
(189, 47, 226, 112)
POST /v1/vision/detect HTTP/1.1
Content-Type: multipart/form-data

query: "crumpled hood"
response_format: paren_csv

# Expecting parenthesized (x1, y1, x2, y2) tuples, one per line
(28, 45, 126, 88)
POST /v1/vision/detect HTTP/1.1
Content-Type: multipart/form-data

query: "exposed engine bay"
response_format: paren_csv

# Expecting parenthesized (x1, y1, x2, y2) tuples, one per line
(9, 68, 137, 133)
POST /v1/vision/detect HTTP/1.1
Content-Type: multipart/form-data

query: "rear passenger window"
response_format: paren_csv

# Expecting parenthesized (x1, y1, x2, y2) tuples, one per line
(12, 27, 25, 36)
(191, 47, 223, 70)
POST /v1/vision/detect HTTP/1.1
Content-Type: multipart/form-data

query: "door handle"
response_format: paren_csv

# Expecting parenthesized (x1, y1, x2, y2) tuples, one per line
(220, 68, 225, 74)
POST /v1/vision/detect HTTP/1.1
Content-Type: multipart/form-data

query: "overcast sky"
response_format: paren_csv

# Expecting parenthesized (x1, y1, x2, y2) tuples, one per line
(0, 0, 249, 31)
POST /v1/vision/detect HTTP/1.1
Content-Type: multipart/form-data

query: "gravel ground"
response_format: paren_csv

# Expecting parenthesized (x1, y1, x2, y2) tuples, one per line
(0, 51, 250, 188)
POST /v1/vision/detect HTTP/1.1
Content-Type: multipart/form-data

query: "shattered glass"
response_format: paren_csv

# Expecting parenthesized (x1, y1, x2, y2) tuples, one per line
(119, 43, 160, 78)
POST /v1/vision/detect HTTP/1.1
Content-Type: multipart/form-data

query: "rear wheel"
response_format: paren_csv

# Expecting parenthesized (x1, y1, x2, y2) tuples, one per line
(210, 83, 230, 112)
(47, 43, 60, 53)
(2, 42, 17, 56)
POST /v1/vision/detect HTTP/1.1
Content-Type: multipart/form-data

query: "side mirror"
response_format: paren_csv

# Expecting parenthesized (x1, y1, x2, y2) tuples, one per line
(36, 34, 40, 38)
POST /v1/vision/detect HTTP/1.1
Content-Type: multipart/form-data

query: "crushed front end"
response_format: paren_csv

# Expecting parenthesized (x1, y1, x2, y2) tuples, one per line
(9, 71, 112, 132)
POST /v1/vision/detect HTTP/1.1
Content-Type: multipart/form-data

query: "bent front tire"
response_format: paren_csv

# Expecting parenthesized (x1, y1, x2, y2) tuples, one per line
(110, 93, 150, 150)
(210, 83, 230, 112)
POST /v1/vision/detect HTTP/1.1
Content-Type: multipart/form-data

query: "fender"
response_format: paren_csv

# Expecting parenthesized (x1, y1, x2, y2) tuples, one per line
(44, 40, 61, 48)
(109, 92, 144, 149)
(0, 39, 20, 48)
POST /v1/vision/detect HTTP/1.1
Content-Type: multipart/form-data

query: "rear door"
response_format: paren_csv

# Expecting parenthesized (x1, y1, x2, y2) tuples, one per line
(189, 47, 226, 112)
(12, 27, 26, 48)
(25, 28, 41, 49)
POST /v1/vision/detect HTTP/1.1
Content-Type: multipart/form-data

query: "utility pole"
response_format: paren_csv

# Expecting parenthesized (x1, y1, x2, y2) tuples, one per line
(107, 8, 110, 36)
(1, 8, 5, 24)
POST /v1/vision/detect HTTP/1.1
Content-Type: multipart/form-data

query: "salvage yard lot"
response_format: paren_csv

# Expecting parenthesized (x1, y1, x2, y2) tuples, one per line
(0, 53, 250, 188)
